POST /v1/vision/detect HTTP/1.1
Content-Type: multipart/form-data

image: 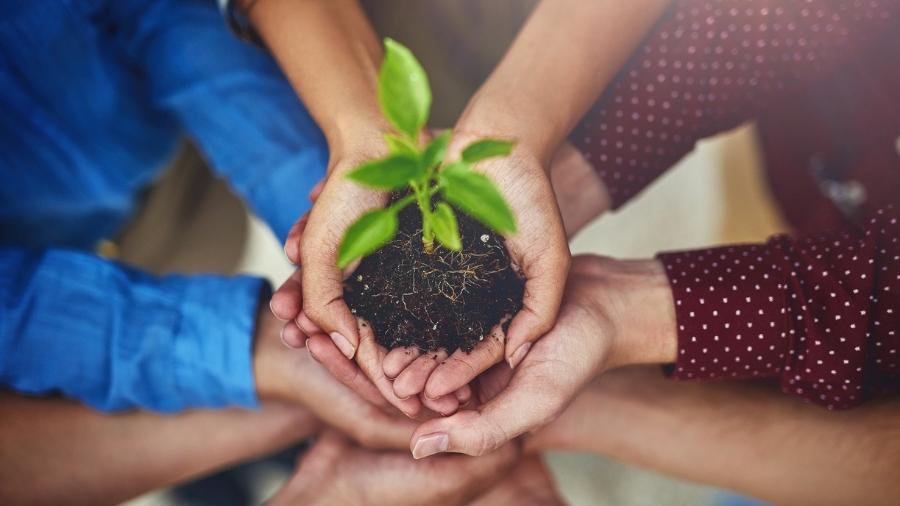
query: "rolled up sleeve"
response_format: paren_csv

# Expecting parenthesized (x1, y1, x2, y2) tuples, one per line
(107, 0, 328, 242)
(0, 247, 264, 413)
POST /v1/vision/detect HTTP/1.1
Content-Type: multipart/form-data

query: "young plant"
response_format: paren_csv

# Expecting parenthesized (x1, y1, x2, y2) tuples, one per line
(337, 38, 517, 269)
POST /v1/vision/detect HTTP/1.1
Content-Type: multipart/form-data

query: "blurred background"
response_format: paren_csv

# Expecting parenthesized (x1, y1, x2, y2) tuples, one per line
(117, 1, 789, 504)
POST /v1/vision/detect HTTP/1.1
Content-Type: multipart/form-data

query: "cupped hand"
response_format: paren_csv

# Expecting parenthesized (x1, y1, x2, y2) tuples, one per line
(407, 255, 677, 457)
(255, 298, 417, 449)
(378, 134, 580, 409)
(295, 133, 442, 417)
(267, 430, 518, 506)
(273, 142, 609, 418)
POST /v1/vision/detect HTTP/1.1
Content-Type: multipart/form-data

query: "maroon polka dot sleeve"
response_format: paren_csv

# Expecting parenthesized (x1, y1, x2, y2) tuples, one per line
(571, 0, 900, 208)
(658, 206, 899, 409)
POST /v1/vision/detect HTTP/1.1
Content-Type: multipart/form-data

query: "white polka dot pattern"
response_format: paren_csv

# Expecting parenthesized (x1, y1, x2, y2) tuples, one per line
(572, 0, 900, 207)
(659, 205, 899, 409)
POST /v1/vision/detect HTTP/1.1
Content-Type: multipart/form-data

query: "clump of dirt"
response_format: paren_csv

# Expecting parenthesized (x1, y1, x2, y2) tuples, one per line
(344, 195, 524, 353)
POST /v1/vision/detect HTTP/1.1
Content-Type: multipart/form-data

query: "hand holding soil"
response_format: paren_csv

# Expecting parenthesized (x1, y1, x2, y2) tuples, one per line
(379, 134, 570, 407)
(295, 39, 569, 418)
(408, 255, 678, 458)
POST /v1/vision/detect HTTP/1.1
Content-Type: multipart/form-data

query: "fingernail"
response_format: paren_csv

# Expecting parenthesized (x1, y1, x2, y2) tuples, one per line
(330, 332, 355, 359)
(305, 339, 319, 362)
(269, 300, 284, 321)
(508, 343, 531, 369)
(279, 326, 291, 348)
(411, 433, 449, 459)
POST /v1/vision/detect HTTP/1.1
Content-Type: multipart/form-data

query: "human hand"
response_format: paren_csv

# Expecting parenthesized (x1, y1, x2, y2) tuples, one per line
(377, 134, 585, 414)
(274, 142, 608, 418)
(254, 299, 417, 449)
(469, 455, 565, 506)
(274, 179, 470, 418)
(267, 430, 518, 506)
(407, 255, 677, 457)
(523, 366, 665, 455)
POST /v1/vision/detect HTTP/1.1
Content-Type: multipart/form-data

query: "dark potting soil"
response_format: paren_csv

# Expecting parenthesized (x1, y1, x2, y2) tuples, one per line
(344, 197, 525, 353)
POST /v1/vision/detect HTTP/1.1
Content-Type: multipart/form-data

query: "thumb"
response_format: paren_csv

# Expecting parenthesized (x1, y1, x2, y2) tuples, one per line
(504, 251, 569, 369)
(409, 372, 562, 458)
(301, 251, 360, 360)
(301, 430, 350, 463)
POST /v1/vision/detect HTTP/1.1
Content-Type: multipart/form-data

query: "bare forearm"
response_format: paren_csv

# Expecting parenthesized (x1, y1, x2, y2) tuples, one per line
(0, 394, 317, 505)
(531, 368, 900, 505)
(249, 0, 387, 148)
(458, 0, 671, 160)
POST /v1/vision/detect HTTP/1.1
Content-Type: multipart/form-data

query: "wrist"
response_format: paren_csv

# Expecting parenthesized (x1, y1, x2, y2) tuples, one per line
(455, 90, 564, 167)
(252, 305, 293, 401)
(324, 115, 394, 162)
(601, 259, 678, 369)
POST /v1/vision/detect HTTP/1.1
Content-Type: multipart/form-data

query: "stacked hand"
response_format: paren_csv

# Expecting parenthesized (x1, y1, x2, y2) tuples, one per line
(268, 430, 563, 506)
(268, 137, 636, 457)
(272, 137, 605, 418)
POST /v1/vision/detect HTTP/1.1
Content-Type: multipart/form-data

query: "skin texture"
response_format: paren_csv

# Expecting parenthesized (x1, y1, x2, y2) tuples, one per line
(249, 0, 458, 417)
(254, 303, 417, 449)
(296, 254, 679, 459)
(528, 367, 900, 506)
(468, 455, 565, 506)
(0, 395, 317, 506)
(408, 255, 678, 458)
(252, 0, 669, 416)
(267, 430, 520, 506)
(422, 0, 673, 392)
(270, 139, 610, 418)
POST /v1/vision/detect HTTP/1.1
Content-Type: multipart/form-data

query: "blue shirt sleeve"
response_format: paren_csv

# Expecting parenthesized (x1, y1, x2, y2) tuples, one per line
(107, 0, 329, 242)
(0, 247, 264, 413)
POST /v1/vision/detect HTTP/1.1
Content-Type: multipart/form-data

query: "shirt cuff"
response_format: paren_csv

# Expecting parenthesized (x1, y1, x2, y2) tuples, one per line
(166, 273, 266, 410)
(657, 244, 790, 381)
(0, 249, 267, 413)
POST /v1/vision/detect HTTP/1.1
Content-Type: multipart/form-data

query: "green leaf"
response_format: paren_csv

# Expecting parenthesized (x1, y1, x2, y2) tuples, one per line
(337, 208, 398, 268)
(384, 133, 419, 157)
(432, 202, 462, 251)
(378, 38, 431, 139)
(439, 163, 516, 234)
(461, 139, 515, 163)
(345, 154, 424, 190)
(421, 130, 451, 169)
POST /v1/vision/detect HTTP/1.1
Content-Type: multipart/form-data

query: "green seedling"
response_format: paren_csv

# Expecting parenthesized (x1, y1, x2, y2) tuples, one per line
(337, 38, 517, 269)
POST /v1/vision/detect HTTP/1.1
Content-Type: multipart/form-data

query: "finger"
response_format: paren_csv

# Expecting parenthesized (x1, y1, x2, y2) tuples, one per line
(296, 429, 349, 472)
(270, 270, 304, 321)
(475, 363, 514, 404)
(424, 325, 505, 400)
(281, 322, 306, 349)
(454, 384, 472, 404)
(420, 440, 519, 501)
(420, 392, 459, 417)
(308, 179, 325, 203)
(354, 321, 423, 417)
(383, 347, 421, 379)
(410, 374, 561, 458)
(284, 213, 309, 265)
(296, 311, 323, 336)
(301, 258, 361, 361)
(393, 350, 449, 400)
(306, 333, 387, 408)
(504, 251, 570, 369)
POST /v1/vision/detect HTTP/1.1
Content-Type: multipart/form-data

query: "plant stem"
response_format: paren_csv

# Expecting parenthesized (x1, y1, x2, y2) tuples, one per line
(410, 180, 435, 253)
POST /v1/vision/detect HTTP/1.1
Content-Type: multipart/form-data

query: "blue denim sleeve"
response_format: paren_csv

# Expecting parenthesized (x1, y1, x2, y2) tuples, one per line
(0, 248, 263, 413)
(107, 0, 328, 242)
